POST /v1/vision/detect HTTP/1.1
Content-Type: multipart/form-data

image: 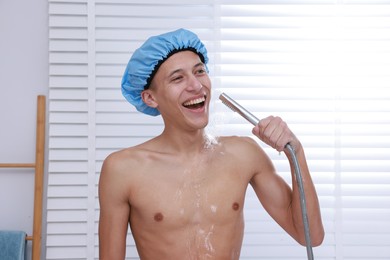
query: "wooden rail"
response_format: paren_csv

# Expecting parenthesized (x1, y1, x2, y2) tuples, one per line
(0, 95, 46, 260)
(0, 163, 35, 168)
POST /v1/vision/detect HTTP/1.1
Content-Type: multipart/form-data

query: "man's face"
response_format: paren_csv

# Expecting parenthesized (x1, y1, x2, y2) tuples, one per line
(146, 51, 212, 129)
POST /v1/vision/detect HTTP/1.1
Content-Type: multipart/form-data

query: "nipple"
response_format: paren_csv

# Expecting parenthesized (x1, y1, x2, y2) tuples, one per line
(232, 202, 240, 211)
(154, 212, 164, 222)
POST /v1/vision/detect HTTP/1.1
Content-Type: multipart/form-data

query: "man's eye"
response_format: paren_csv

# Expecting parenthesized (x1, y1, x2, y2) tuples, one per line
(172, 76, 183, 82)
(196, 68, 206, 74)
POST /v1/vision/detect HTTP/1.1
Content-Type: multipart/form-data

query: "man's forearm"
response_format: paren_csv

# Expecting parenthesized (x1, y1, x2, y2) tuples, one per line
(287, 146, 325, 246)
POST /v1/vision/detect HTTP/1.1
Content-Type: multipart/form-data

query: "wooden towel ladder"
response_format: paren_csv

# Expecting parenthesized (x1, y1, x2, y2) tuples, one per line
(0, 95, 46, 260)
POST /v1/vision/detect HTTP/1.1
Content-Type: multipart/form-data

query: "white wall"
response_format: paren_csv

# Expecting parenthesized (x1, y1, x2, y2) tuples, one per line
(0, 0, 48, 258)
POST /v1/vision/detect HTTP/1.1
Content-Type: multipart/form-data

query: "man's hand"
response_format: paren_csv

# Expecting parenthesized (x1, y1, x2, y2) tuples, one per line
(252, 116, 299, 152)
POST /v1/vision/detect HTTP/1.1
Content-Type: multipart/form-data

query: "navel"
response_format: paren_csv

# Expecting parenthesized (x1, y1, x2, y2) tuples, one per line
(232, 202, 240, 211)
(154, 212, 164, 222)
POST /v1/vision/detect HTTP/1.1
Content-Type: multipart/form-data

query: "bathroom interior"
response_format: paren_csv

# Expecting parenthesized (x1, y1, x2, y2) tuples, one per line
(1, 1, 389, 259)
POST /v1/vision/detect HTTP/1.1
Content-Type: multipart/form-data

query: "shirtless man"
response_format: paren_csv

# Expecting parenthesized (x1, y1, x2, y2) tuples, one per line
(98, 28, 324, 260)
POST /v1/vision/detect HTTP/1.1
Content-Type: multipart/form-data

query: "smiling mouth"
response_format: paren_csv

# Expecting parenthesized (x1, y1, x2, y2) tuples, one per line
(182, 95, 206, 109)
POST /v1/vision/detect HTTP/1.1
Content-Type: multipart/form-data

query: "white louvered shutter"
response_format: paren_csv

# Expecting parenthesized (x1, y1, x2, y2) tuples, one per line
(47, 1, 390, 259)
(48, 1, 90, 259)
(48, 1, 216, 259)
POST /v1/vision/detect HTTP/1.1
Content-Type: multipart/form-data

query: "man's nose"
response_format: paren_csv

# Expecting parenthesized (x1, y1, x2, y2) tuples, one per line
(187, 74, 203, 91)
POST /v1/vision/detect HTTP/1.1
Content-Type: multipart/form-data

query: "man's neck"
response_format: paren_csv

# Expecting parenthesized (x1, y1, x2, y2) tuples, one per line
(157, 128, 211, 156)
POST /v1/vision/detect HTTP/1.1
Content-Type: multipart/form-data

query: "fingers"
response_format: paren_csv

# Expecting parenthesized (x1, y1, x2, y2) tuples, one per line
(253, 116, 292, 152)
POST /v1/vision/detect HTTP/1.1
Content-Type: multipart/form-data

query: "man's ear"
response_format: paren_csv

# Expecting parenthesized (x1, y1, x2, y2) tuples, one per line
(141, 90, 158, 109)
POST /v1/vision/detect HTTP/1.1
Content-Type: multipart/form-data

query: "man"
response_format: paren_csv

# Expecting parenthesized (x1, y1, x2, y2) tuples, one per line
(98, 28, 324, 259)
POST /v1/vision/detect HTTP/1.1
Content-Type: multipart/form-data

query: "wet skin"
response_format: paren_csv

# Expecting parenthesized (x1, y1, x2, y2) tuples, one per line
(98, 51, 324, 260)
(126, 137, 249, 260)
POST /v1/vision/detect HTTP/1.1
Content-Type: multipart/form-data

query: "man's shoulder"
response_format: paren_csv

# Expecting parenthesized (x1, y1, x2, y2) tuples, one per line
(103, 143, 150, 167)
(218, 135, 267, 160)
(219, 135, 259, 148)
(99, 144, 156, 187)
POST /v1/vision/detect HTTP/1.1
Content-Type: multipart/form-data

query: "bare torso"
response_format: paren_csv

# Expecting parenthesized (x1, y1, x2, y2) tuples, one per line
(99, 119, 325, 260)
(123, 136, 259, 260)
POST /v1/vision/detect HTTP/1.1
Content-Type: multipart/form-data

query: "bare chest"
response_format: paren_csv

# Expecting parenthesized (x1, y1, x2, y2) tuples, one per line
(129, 159, 249, 228)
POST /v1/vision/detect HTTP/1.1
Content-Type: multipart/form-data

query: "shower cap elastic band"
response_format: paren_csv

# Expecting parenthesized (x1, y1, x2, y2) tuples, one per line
(121, 28, 209, 116)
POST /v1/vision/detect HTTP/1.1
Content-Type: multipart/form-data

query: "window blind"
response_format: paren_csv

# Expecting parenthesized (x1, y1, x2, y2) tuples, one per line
(214, 2, 390, 259)
(48, 0, 390, 259)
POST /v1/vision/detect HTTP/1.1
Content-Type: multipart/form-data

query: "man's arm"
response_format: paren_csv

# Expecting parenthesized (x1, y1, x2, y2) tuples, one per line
(250, 116, 325, 246)
(285, 143, 324, 246)
(98, 153, 131, 260)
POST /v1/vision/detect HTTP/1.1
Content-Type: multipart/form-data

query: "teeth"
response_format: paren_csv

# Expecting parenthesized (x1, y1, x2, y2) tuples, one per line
(183, 96, 205, 106)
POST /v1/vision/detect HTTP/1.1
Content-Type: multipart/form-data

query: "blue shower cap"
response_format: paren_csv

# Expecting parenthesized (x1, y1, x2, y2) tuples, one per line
(121, 28, 209, 116)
